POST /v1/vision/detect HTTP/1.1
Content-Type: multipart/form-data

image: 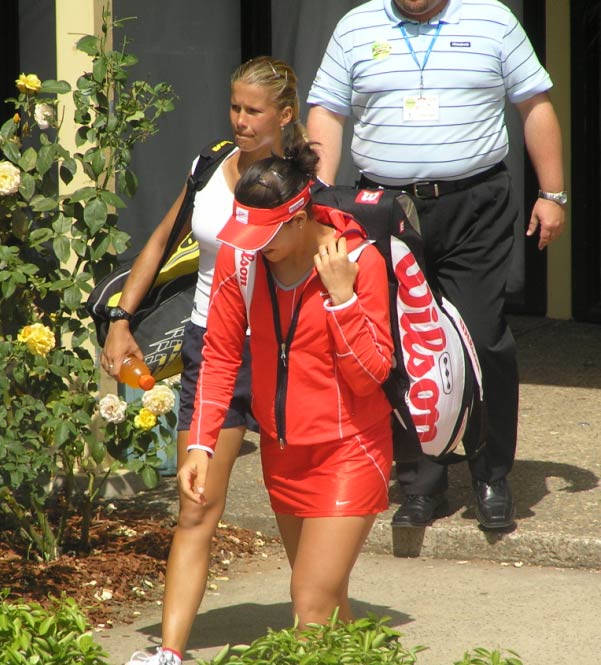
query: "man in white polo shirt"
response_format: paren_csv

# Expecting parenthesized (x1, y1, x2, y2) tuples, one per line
(307, 0, 566, 530)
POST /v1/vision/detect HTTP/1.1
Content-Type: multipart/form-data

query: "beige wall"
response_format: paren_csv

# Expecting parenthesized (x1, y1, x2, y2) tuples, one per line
(55, 0, 109, 182)
(546, 0, 572, 319)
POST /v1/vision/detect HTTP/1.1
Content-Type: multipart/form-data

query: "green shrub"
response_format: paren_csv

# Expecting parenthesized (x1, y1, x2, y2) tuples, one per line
(195, 611, 524, 665)
(454, 648, 524, 665)
(0, 589, 109, 664)
(196, 611, 426, 665)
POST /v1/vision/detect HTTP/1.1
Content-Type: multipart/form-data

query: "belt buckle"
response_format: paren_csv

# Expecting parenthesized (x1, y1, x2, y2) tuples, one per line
(412, 182, 439, 199)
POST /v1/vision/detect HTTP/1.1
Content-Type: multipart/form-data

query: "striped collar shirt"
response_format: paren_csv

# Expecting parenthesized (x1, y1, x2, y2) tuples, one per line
(307, 0, 552, 184)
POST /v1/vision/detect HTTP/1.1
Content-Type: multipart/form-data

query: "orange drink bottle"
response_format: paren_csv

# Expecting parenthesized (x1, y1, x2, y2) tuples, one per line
(118, 355, 156, 391)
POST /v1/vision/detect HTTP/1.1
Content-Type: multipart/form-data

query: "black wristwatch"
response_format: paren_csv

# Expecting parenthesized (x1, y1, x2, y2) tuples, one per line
(108, 306, 132, 323)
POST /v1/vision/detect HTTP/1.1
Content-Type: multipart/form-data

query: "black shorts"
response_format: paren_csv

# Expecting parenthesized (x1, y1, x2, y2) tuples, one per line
(177, 321, 258, 433)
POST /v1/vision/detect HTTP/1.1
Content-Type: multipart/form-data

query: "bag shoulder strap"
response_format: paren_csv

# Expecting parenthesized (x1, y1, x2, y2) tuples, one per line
(159, 140, 235, 269)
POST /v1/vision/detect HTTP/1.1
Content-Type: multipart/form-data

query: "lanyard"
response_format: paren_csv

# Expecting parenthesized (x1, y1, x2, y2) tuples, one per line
(399, 21, 443, 95)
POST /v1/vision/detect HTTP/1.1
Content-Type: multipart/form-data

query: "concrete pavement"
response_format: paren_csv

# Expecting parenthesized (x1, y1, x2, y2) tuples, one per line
(99, 315, 601, 664)
(101, 549, 601, 665)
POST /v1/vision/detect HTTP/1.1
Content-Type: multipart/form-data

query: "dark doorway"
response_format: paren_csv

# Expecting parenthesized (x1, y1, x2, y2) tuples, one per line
(0, 1, 19, 123)
(571, 0, 601, 322)
(511, 0, 548, 316)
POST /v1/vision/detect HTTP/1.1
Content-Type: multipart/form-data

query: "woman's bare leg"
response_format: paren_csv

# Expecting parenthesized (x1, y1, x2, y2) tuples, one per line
(161, 426, 245, 654)
(275, 513, 376, 630)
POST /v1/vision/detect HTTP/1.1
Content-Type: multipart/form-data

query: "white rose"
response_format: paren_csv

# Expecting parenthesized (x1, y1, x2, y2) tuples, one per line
(99, 394, 128, 424)
(142, 384, 176, 415)
(0, 161, 21, 196)
(34, 103, 55, 130)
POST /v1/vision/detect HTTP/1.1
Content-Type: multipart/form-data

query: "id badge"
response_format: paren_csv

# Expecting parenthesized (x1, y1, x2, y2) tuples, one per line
(403, 94, 440, 121)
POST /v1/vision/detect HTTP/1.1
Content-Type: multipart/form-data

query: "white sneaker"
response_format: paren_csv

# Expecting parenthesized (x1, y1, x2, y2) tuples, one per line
(125, 647, 182, 665)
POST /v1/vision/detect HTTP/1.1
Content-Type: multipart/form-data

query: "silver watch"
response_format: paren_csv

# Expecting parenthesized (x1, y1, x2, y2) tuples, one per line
(538, 189, 567, 206)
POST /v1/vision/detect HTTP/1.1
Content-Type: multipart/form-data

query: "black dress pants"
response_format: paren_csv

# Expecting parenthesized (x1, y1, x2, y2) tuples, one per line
(390, 167, 520, 495)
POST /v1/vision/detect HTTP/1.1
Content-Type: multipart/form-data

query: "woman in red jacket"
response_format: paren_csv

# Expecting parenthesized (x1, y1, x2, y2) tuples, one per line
(180, 142, 393, 629)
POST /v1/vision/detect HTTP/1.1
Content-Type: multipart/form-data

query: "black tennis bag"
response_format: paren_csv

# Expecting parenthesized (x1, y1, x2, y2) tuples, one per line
(312, 183, 486, 462)
(86, 140, 235, 381)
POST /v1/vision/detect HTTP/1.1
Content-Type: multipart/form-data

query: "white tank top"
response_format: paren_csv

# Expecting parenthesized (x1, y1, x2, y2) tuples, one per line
(189, 147, 238, 327)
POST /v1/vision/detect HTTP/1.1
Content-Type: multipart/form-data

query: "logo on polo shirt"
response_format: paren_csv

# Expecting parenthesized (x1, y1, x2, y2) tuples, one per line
(372, 40, 392, 59)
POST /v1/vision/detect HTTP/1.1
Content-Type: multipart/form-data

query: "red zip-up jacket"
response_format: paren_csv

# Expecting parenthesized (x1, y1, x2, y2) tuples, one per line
(188, 205, 393, 453)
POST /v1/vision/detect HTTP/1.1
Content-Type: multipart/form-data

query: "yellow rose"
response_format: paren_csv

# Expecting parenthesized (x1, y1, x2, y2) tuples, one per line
(0, 161, 21, 196)
(134, 407, 157, 431)
(16, 73, 42, 94)
(17, 323, 55, 356)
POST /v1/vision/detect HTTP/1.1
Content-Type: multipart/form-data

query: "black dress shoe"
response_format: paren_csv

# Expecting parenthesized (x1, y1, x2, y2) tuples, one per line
(392, 493, 449, 527)
(473, 478, 516, 530)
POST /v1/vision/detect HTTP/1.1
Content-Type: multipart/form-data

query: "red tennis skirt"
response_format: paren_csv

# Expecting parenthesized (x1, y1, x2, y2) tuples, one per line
(260, 417, 393, 517)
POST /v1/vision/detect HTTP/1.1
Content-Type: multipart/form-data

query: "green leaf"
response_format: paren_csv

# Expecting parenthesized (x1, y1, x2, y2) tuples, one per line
(75, 126, 89, 147)
(1, 278, 17, 298)
(2, 140, 21, 164)
(71, 237, 88, 257)
(68, 186, 97, 203)
(90, 149, 106, 177)
(61, 156, 77, 174)
(88, 437, 107, 465)
(76, 34, 99, 56)
(37, 615, 56, 637)
(40, 79, 71, 94)
(18, 172, 36, 201)
(29, 227, 54, 246)
(121, 53, 139, 67)
(125, 110, 145, 122)
(121, 169, 138, 197)
(92, 57, 108, 83)
(211, 644, 231, 665)
(52, 235, 71, 264)
(36, 144, 55, 176)
(89, 234, 111, 260)
(52, 213, 72, 235)
(30, 195, 58, 212)
(141, 465, 159, 489)
(63, 284, 82, 310)
(83, 197, 108, 232)
(58, 165, 73, 185)
(53, 420, 70, 446)
(98, 189, 126, 208)
(1, 116, 18, 140)
(19, 147, 37, 172)
(82, 161, 97, 181)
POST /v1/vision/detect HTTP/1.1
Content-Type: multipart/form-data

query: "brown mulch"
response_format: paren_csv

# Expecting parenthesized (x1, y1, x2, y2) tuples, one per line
(0, 486, 278, 628)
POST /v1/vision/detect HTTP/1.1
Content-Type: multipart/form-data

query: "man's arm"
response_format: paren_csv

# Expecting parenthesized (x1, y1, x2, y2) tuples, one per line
(306, 105, 346, 185)
(517, 91, 566, 250)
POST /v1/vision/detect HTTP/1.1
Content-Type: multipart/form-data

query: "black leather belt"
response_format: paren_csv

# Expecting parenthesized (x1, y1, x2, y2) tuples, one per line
(359, 162, 506, 199)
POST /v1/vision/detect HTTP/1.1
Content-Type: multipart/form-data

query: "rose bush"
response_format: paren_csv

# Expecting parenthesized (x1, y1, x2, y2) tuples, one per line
(0, 6, 177, 562)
